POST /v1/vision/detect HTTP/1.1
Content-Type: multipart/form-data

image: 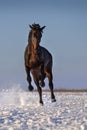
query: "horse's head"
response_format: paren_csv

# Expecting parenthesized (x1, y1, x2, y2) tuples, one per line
(29, 23, 46, 51)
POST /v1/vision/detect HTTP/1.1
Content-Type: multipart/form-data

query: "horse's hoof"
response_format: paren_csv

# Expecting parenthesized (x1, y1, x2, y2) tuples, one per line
(51, 98, 56, 102)
(39, 101, 43, 105)
(28, 85, 34, 91)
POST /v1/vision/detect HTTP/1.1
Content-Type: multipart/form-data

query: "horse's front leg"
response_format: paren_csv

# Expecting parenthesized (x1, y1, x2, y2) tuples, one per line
(34, 78, 43, 105)
(37, 86, 43, 105)
(25, 67, 34, 91)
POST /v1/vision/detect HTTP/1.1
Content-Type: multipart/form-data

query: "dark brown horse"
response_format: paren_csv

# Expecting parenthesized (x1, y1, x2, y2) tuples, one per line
(24, 23, 56, 104)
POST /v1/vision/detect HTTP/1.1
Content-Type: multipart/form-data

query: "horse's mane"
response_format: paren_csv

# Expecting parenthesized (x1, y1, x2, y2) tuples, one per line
(28, 31, 32, 45)
(30, 23, 41, 30)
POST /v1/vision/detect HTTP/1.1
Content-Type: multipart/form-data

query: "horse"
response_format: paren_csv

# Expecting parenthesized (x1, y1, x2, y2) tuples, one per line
(24, 23, 56, 104)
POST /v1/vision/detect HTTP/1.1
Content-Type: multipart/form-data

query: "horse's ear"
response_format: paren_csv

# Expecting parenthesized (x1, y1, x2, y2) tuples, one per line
(40, 26, 46, 31)
(29, 25, 33, 29)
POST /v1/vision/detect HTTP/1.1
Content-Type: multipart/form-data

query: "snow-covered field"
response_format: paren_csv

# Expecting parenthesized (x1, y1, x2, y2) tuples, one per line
(0, 85, 87, 130)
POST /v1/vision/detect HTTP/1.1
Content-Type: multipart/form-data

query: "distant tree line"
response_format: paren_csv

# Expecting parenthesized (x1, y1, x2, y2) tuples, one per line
(33, 88, 87, 92)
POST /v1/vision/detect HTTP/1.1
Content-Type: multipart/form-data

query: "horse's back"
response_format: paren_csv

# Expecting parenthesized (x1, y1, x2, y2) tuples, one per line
(39, 46, 53, 67)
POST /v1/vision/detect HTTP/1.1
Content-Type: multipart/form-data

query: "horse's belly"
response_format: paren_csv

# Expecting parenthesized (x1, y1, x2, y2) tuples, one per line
(31, 68, 42, 80)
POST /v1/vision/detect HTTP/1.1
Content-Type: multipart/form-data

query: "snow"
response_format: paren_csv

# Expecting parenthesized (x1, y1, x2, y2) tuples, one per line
(0, 86, 87, 130)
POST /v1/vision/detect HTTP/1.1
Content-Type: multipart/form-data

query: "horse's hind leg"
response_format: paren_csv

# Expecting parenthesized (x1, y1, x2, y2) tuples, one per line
(45, 68, 56, 102)
(25, 67, 34, 91)
(39, 64, 45, 87)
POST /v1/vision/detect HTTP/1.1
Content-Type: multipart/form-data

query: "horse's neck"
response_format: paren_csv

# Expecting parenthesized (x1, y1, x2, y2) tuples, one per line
(28, 42, 33, 53)
(28, 44, 38, 60)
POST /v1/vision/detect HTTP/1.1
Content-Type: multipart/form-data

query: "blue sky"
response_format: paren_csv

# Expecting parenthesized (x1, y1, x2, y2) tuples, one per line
(0, 0, 87, 90)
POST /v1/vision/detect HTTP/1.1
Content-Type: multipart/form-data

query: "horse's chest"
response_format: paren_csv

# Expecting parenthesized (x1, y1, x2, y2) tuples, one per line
(29, 54, 40, 68)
